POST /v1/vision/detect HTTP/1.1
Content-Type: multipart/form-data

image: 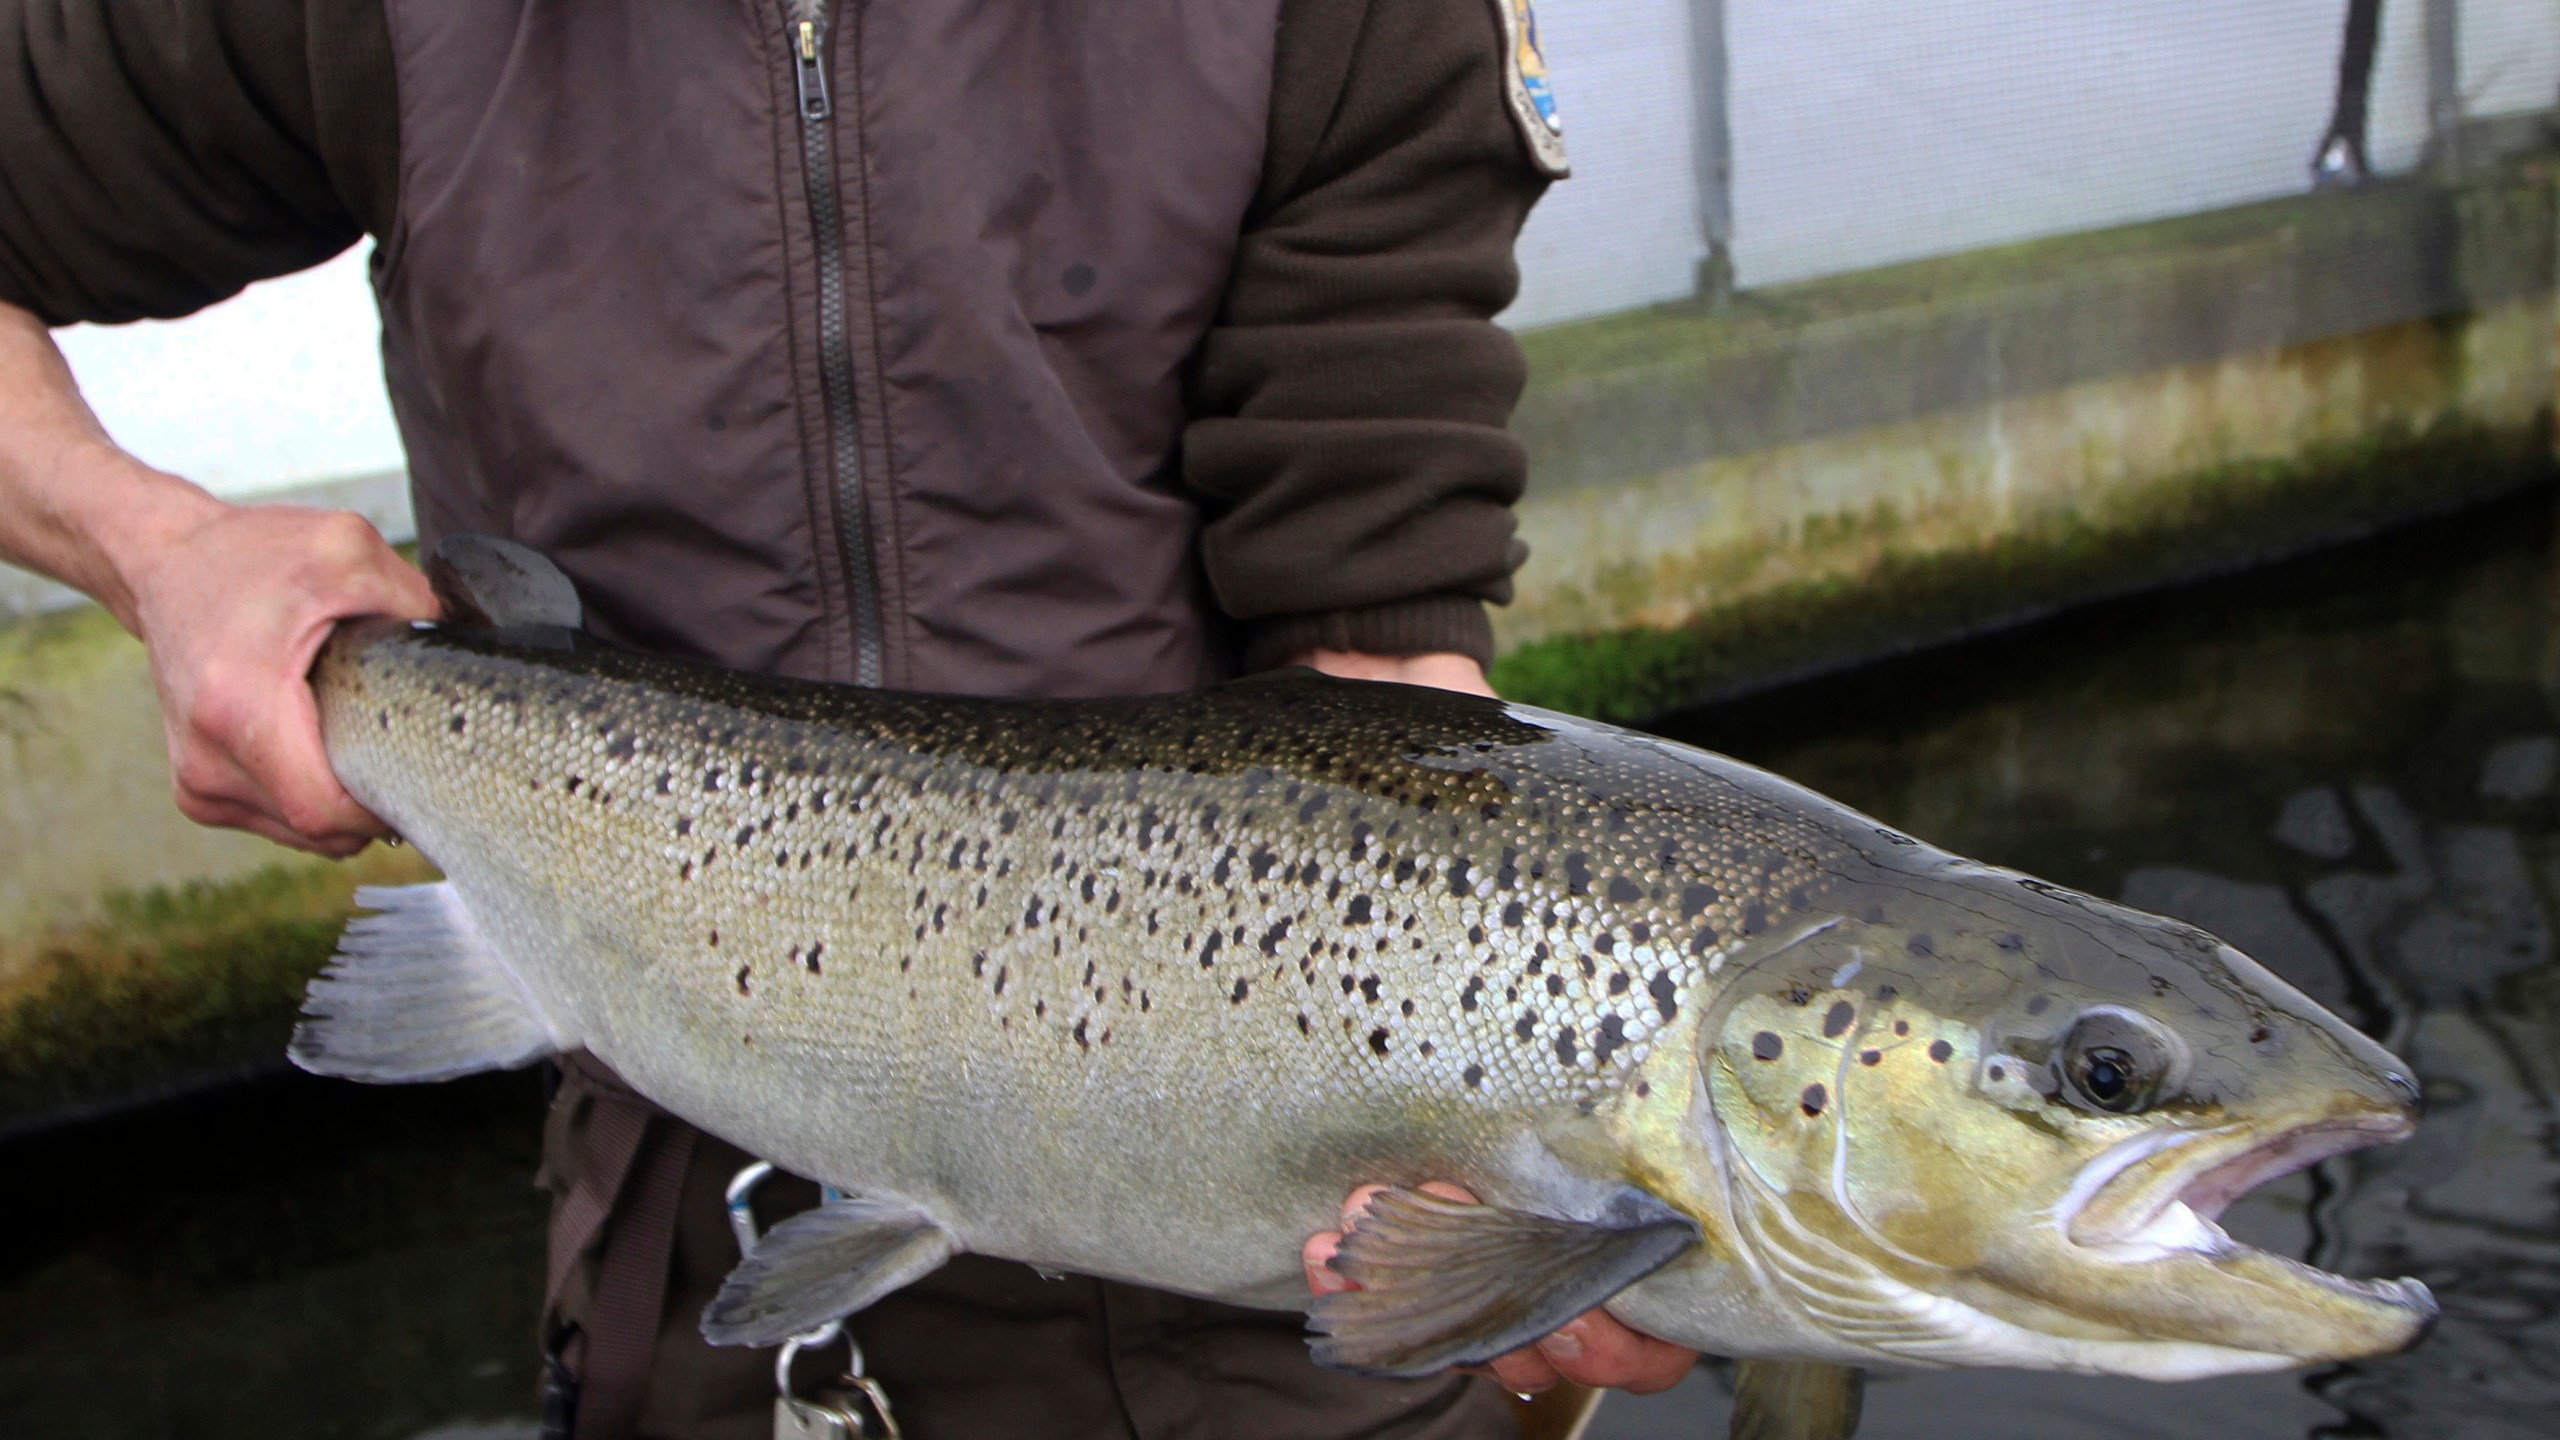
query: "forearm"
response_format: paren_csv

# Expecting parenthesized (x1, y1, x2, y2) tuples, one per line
(0, 299, 221, 631)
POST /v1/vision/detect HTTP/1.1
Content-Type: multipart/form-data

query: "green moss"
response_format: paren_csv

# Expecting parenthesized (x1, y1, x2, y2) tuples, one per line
(0, 603, 138, 707)
(1490, 420, 2554, 721)
(0, 848, 434, 1128)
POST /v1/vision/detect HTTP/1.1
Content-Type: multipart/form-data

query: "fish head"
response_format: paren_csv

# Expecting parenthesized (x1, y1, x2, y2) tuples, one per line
(1686, 859, 2434, 1378)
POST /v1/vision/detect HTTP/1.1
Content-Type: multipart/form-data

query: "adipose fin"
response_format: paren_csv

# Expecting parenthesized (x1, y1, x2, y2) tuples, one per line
(424, 533, 584, 634)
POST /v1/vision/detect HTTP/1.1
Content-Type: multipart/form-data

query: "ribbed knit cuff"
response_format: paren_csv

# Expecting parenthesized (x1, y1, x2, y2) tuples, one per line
(1243, 596, 1496, 673)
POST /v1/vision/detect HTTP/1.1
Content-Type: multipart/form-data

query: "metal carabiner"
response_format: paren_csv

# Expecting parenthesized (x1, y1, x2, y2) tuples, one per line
(728, 1162, 897, 1439)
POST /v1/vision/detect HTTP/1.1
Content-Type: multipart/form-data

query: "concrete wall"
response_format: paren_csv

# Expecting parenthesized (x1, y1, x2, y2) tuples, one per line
(1488, 160, 2560, 717)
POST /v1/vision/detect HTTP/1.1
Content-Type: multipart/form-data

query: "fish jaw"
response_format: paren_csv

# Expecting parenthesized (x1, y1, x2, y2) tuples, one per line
(2013, 1107, 2438, 1366)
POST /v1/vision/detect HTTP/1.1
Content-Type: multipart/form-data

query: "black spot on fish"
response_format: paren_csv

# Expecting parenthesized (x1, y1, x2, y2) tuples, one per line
(1594, 1014, 1626, 1064)
(1801, 1084, 1827, 1117)
(1688, 928, 1719, 956)
(1823, 1001, 1855, 1038)
(1447, 858, 1472, 895)
(1740, 902, 1769, 936)
(1463, 1063, 1485, 1089)
(1250, 847, 1279, 881)
(804, 943, 824, 974)
(1368, 1027, 1392, 1056)
(1606, 876, 1642, 906)
(1199, 931, 1223, 968)
(1996, 932, 2025, 952)
(1231, 978, 1250, 1004)
(1565, 852, 1593, 896)
(1555, 1028, 1579, 1066)
(1680, 884, 1718, 919)
(1752, 1031, 1784, 1061)
(1400, 998, 1415, 1016)
(1259, 919, 1291, 956)
(1297, 1012, 1311, 1034)
(1608, 971, 1630, 995)
(1786, 985, 1812, 1006)
(450, 715, 468, 734)
(1360, 975, 1382, 1003)
(1894, 1020, 1910, 1036)
(1545, 975, 1565, 997)
(734, 964, 752, 995)
(1649, 973, 1679, 1022)
(1502, 901, 1526, 928)
(1393, 856, 1416, 884)
(994, 965, 1008, 994)
(1460, 977, 1484, 1011)
(1515, 1014, 1537, 1040)
(1345, 895, 1373, 924)
(2026, 995, 2051, 1016)
(1988, 1064, 2007, 1083)
(1074, 1019, 1091, 1051)
(1930, 1039, 1953, 1063)
(1875, 984, 1898, 1003)
(1908, 934, 1935, 957)
(1592, 932, 1614, 955)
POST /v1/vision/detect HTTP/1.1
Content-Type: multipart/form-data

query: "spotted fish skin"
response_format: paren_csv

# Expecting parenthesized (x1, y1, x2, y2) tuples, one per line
(313, 619, 1825, 1291)
(307, 617, 2435, 1378)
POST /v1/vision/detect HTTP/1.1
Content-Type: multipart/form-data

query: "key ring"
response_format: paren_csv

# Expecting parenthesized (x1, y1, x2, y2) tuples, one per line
(728, 1161, 902, 1439)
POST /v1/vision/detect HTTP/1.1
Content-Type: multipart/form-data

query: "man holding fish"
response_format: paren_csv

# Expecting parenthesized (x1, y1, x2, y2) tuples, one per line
(0, 0, 1700, 1434)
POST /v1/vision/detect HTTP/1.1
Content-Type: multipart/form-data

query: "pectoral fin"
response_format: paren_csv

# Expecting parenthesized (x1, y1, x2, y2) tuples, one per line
(1308, 1185, 1701, 1377)
(701, 1197, 957, 1347)
(1730, 1359, 1864, 1440)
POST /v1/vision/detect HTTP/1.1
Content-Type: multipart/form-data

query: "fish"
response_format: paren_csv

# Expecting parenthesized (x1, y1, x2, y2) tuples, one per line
(291, 538, 2435, 1436)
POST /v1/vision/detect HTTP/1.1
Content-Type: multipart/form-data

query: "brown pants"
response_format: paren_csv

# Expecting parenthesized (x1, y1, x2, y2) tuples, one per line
(539, 1056, 1517, 1440)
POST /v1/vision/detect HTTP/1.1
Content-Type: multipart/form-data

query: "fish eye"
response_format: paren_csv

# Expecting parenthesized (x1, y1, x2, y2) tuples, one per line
(2057, 1008, 2183, 1114)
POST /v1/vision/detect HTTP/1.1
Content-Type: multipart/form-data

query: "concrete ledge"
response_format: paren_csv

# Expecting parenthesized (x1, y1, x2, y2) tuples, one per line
(1493, 158, 2560, 717)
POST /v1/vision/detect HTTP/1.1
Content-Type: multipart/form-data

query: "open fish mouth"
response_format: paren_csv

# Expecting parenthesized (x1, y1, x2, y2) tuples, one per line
(2057, 1114, 2437, 1332)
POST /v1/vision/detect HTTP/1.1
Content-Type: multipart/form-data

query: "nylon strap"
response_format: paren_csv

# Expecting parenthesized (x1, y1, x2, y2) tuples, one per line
(550, 1054, 701, 1440)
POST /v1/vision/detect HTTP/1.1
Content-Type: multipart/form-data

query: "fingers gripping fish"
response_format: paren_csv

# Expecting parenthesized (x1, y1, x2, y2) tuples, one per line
(290, 539, 2436, 1438)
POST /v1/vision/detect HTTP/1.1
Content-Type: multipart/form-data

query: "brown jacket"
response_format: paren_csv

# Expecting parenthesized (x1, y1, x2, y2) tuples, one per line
(0, 0, 1547, 684)
(2, 2, 1556, 1435)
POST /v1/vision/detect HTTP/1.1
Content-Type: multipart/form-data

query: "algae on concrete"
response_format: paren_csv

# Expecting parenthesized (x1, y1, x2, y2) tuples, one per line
(0, 847, 434, 1132)
(1493, 421, 2553, 721)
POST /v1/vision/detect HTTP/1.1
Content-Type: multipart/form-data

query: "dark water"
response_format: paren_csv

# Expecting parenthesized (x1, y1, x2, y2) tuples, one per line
(7, 494, 2560, 1438)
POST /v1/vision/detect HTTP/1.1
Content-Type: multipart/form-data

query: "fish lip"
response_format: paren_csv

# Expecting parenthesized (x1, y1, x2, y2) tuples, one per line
(2063, 1113, 2413, 1250)
(2056, 1111, 2435, 1335)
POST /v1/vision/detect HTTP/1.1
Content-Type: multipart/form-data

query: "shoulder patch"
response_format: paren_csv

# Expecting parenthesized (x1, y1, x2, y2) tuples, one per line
(1493, 0, 1569, 179)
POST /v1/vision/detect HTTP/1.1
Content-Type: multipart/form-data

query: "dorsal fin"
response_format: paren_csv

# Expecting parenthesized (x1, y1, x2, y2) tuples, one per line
(425, 534, 584, 632)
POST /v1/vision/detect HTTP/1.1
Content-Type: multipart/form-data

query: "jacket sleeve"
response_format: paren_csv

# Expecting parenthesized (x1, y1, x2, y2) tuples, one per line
(1184, 0, 1551, 673)
(0, 0, 397, 326)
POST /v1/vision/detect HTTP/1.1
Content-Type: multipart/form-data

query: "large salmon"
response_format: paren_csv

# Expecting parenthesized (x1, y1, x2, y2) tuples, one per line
(292, 540, 2434, 1433)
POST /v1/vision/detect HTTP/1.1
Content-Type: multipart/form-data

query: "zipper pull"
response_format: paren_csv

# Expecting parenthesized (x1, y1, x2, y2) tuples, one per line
(794, 19, 831, 122)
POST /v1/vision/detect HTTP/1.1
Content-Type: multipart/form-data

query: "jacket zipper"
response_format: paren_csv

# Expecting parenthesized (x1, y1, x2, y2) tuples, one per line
(788, 1, 885, 687)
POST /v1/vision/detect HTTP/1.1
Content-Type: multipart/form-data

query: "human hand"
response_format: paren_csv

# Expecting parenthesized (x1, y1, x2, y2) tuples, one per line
(116, 495, 439, 856)
(1291, 649, 1495, 698)
(1302, 1183, 1699, 1396)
